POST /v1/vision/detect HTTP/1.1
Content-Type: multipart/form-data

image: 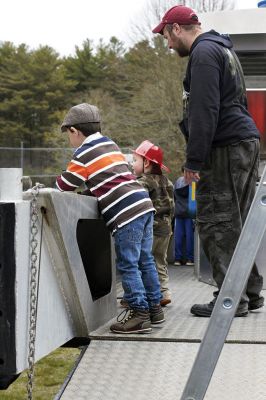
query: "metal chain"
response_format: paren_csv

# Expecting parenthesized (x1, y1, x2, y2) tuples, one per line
(27, 183, 44, 400)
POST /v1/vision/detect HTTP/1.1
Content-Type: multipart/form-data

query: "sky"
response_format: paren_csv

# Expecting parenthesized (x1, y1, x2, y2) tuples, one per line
(0, 0, 261, 57)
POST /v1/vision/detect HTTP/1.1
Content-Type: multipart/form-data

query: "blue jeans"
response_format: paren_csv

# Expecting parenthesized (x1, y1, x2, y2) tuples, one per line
(114, 212, 162, 310)
(174, 217, 194, 261)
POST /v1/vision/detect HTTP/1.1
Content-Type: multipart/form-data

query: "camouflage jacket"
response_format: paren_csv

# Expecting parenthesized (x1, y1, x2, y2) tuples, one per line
(137, 174, 174, 236)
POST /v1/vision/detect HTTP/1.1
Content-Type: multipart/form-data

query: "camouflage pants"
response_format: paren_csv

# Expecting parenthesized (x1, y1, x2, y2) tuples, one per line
(152, 234, 171, 299)
(196, 138, 263, 304)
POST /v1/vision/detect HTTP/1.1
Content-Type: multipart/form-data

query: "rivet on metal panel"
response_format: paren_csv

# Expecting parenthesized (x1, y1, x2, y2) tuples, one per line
(223, 298, 233, 309)
(261, 195, 266, 205)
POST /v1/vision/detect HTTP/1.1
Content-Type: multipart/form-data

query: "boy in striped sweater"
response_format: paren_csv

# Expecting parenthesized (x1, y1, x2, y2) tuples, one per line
(56, 103, 164, 334)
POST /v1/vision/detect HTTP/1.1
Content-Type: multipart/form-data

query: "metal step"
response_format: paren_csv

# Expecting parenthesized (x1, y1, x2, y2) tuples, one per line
(57, 266, 266, 399)
(59, 341, 266, 400)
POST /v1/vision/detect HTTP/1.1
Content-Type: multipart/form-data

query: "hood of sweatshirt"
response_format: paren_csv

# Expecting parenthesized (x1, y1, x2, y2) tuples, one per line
(190, 30, 233, 54)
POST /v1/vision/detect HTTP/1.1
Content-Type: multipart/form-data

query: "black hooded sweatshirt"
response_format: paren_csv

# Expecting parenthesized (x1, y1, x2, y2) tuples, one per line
(180, 30, 260, 172)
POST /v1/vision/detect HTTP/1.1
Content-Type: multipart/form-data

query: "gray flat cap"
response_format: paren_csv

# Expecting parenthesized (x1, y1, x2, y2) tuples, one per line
(61, 103, 101, 128)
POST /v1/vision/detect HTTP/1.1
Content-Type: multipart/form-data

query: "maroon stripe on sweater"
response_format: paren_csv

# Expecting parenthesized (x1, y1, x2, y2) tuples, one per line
(56, 176, 76, 191)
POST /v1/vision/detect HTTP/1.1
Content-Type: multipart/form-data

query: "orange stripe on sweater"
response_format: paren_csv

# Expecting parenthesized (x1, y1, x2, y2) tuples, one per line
(67, 162, 88, 179)
(86, 153, 126, 176)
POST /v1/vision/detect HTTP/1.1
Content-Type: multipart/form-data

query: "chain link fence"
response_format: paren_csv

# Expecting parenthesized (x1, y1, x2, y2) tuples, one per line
(0, 146, 73, 187)
(0, 145, 133, 188)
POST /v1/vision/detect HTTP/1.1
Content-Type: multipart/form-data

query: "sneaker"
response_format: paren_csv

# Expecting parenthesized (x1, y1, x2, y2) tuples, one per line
(110, 309, 152, 334)
(174, 260, 182, 266)
(186, 260, 194, 266)
(149, 304, 165, 324)
(190, 299, 248, 317)
(160, 298, 171, 307)
(249, 296, 264, 310)
(120, 299, 129, 308)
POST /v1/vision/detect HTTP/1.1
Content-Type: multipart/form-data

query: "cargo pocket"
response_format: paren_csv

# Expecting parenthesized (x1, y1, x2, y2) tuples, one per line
(197, 192, 232, 225)
(213, 193, 232, 224)
(196, 193, 213, 223)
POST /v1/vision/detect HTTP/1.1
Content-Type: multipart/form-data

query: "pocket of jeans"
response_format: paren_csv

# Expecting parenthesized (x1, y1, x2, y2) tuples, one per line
(197, 192, 232, 224)
(116, 225, 143, 244)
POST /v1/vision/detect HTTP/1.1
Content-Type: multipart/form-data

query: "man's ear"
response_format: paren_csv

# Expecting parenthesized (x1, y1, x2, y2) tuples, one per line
(172, 23, 181, 35)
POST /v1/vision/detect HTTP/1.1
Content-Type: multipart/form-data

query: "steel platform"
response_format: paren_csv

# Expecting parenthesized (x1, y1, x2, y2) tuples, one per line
(57, 265, 266, 400)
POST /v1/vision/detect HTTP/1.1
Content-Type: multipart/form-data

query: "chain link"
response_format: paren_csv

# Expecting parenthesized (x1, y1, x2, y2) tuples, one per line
(27, 183, 44, 400)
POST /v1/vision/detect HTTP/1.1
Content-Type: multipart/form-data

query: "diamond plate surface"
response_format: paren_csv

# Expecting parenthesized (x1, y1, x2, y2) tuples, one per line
(58, 266, 266, 399)
(92, 266, 266, 343)
(60, 341, 266, 400)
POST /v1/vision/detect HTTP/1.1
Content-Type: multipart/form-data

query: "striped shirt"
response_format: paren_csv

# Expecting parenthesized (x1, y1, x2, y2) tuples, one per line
(56, 132, 154, 233)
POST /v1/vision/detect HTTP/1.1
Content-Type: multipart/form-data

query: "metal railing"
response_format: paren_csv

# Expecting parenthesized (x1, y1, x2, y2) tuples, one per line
(0, 145, 133, 187)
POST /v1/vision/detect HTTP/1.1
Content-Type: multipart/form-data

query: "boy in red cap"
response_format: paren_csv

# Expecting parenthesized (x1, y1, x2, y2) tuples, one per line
(133, 140, 174, 306)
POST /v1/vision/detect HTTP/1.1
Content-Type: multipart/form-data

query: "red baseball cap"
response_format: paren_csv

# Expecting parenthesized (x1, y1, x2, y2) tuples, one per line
(152, 5, 201, 35)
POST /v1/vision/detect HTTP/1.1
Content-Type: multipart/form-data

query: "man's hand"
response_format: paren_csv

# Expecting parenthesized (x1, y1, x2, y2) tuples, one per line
(184, 169, 200, 184)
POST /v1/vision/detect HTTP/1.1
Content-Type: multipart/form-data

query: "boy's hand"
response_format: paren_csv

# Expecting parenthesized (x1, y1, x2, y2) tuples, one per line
(184, 169, 200, 184)
(78, 189, 94, 196)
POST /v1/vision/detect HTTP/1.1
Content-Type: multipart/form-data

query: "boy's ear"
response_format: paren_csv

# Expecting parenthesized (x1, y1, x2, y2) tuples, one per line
(69, 127, 80, 135)
(144, 158, 150, 167)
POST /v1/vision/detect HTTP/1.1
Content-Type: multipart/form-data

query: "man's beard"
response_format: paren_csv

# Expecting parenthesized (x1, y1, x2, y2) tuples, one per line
(173, 39, 189, 57)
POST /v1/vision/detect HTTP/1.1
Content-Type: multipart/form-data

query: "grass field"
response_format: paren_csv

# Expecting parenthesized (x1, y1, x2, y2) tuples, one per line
(1, 347, 81, 400)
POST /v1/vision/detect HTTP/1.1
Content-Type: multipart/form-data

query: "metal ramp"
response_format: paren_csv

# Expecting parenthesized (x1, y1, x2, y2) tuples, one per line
(56, 167, 266, 400)
(56, 266, 266, 400)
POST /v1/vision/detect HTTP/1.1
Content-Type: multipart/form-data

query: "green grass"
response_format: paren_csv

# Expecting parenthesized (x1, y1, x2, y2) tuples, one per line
(1, 347, 81, 400)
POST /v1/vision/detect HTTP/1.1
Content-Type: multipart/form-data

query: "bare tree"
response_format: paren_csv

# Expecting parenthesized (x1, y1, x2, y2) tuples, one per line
(128, 0, 235, 44)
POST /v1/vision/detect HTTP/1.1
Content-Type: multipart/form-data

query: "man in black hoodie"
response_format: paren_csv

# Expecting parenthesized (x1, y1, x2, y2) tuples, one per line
(153, 5, 264, 317)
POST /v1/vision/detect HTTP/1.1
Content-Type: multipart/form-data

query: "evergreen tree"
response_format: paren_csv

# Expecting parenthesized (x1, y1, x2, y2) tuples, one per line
(0, 42, 74, 147)
(63, 37, 126, 100)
